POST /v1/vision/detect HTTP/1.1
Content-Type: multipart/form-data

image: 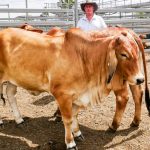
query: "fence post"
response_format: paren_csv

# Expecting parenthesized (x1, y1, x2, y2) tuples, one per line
(74, 0, 78, 27)
(25, 0, 28, 21)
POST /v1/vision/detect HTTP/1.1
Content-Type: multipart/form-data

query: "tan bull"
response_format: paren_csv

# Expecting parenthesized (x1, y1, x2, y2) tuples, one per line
(0, 26, 65, 125)
(90, 27, 150, 127)
(0, 27, 148, 149)
(54, 26, 150, 129)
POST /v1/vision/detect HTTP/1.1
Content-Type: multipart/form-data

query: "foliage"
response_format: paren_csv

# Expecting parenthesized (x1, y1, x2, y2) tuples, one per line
(58, 0, 75, 9)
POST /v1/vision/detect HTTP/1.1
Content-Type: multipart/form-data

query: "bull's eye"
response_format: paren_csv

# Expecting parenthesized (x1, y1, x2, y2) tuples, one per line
(120, 53, 128, 59)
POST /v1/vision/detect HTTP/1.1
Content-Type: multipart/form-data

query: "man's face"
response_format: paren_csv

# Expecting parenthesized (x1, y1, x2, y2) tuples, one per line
(84, 4, 94, 15)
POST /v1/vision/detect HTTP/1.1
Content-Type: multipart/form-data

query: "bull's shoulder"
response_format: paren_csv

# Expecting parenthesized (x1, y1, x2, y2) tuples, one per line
(65, 28, 92, 42)
(47, 27, 65, 36)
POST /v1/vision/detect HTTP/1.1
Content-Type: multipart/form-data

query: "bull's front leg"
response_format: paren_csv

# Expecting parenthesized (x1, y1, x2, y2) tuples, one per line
(129, 84, 143, 127)
(110, 87, 129, 131)
(56, 94, 77, 150)
(6, 82, 24, 124)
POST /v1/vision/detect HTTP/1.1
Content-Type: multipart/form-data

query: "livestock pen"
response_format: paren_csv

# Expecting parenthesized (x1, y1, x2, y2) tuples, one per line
(0, 0, 150, 149)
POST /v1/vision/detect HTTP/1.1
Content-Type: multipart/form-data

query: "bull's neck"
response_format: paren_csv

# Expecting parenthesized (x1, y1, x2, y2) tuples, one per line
(76, 41, 110, 84)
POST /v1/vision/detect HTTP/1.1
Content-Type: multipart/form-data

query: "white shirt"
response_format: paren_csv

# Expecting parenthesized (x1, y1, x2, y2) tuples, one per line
(77, 14, 107, 31)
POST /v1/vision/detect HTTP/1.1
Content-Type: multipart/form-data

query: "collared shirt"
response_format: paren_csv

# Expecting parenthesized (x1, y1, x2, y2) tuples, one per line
(77, 14, 107, 31)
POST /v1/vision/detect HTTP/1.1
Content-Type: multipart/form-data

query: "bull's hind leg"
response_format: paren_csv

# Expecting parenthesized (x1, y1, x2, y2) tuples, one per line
(129, 84, 143, 127)
(110, 87, 129, 131)
(0, 82, 6, 105)
(0, 82, 6, 126)
(56, 94, 78, 150)
(72, 104, 84, 142)
(6, 82, 24, 124)
(53, 107, 62, 122)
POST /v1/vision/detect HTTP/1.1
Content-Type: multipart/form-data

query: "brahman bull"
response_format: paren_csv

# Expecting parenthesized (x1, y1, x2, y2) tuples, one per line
(53, 26, 150, 129)
(0, 27, 148, 149)
(0, 26, 65, 125)
(2, 26, 149, 128)
(90, 27, 150, 128)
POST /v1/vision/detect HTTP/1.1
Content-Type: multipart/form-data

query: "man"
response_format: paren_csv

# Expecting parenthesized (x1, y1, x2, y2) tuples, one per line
(77, 0, 107, 31)
(53, 0, 107, 122)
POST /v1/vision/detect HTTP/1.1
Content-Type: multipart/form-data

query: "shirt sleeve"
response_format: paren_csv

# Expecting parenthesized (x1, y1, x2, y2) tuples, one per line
(100, 16, 107, 29)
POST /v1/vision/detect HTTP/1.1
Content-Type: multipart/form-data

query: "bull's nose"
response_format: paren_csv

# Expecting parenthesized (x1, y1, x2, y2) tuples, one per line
(136, 78, 144, 85)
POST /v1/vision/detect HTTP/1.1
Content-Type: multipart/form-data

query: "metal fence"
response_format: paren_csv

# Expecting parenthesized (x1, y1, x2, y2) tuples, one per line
(0, 8, 75, 31)
(0, 7, 150, 33)
(0, 1, 150, 52)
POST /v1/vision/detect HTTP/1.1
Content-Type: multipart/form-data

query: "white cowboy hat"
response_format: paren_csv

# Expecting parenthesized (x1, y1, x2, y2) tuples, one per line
(80, 0, 98, 12)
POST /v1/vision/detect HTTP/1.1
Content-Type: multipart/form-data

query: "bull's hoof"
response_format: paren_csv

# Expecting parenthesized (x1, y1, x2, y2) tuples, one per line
(107, 126, 117, 133)
(67, 146, 78, 150)
(54, 116, 62, 122)
(23, 116, 30, 122)
(48, 140, 66, 150)
(74, 134, 84, 142)
(130, 121, 140, 128)
(16, 121, 26, 128)
(0, 123, 4, 130)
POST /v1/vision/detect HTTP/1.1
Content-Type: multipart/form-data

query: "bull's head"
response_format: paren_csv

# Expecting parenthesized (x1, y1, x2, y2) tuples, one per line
(107, 32, 144, 85)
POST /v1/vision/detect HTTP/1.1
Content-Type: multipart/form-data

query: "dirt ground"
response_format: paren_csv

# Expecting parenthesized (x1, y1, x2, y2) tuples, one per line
(0, 54, 150, 150)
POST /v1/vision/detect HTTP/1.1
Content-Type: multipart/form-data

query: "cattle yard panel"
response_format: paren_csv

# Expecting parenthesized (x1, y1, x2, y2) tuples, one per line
(0, 8, 75, 31)
(0, 7, 150, 33)
(0, 6, 150, 52)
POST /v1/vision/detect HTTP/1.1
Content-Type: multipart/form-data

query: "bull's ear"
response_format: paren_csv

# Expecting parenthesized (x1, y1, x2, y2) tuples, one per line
(107, 40, 118, 84)
(107, 50, 118, 84)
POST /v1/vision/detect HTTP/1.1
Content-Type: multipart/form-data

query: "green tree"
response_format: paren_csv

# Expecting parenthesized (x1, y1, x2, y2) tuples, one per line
(136, 12, 145, 19)
(59, 0, 75, 9)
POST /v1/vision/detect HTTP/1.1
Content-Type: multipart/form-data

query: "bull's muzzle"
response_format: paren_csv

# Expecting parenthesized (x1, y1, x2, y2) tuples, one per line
(136, 78, 144, 85)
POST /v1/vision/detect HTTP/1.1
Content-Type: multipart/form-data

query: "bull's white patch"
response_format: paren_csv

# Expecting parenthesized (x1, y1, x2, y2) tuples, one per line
(66, 140, 76, 149)
(73, 130, 82, 137)
(74, 85, 108, 107)
(77, 91, 90, 107)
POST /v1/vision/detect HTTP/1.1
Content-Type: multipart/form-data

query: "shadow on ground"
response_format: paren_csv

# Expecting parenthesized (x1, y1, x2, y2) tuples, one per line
(0, 116, 142, 150)
(32, 95, 55, 106)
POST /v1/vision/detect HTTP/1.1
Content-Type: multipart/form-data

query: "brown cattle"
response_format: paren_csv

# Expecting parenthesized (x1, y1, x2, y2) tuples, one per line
(0, 26, 65, 125)
(2, 26, 148, 131)
(0, 27, 148, 149)
(89, 27, 150, 115)
(54, 27, 150, 128)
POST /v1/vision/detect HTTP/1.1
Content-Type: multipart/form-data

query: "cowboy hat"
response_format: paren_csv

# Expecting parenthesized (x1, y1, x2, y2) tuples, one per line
(80, 0, 98, 12)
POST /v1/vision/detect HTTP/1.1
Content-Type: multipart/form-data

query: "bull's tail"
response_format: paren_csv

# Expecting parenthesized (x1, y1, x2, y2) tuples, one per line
(1, 93, 6, 106)
(132, 31, 150, 115)
(145, 87, 150, 116)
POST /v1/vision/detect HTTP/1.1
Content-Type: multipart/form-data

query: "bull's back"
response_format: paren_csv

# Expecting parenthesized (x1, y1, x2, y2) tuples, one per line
(0, 28, 63, 91)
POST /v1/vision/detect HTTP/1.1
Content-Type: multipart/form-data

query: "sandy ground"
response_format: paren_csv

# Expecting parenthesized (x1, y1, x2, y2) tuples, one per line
(0, 54, 150, 150)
